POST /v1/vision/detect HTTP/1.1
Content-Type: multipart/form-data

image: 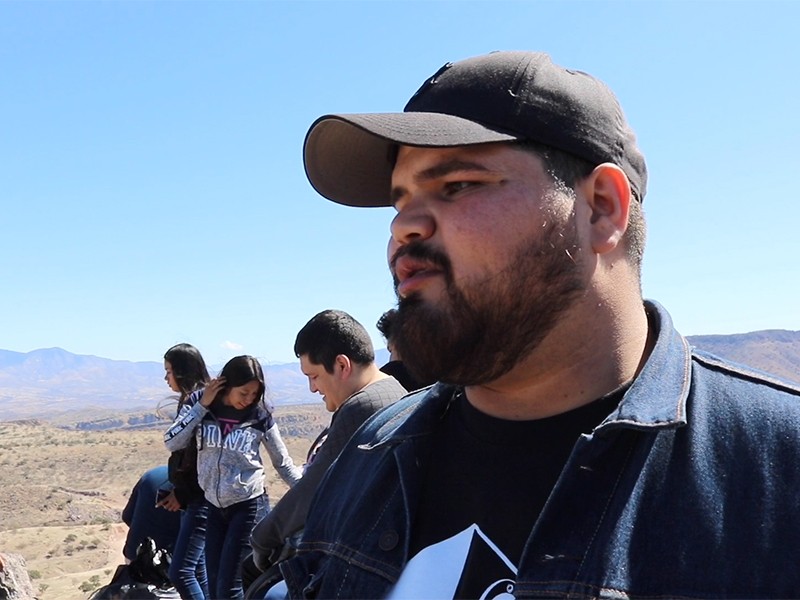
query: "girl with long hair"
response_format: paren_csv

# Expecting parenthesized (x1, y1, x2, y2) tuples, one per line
(164, 355, 301, 599)
(160, 343, 211, 599)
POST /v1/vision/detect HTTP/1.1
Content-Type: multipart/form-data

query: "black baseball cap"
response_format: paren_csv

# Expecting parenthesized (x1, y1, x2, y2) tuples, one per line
(303, 50, 647, 207)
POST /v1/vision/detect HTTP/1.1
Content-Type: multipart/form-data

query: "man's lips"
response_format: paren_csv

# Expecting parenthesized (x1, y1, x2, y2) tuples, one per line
(392, 255, 443, 297)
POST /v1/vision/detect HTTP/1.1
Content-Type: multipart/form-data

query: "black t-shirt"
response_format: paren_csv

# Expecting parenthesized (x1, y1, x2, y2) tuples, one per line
(394, 387, 625, 599)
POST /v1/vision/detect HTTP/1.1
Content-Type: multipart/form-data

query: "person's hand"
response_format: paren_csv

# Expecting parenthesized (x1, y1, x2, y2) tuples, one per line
(200, 377, 226, 407)
(157, 490, 182, 512)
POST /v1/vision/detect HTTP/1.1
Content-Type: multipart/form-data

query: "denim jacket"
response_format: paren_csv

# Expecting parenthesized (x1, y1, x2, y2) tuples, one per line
(281, 301, 800, 599)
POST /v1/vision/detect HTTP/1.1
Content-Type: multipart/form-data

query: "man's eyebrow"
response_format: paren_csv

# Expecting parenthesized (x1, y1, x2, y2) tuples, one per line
(390, 159, 492, 205)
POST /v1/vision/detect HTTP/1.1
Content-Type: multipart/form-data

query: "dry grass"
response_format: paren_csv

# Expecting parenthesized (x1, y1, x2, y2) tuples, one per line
(0, 403, 328, 599)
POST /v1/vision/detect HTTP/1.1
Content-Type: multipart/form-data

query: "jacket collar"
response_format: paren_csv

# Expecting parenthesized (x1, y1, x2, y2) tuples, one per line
(597, 300, 689, 431)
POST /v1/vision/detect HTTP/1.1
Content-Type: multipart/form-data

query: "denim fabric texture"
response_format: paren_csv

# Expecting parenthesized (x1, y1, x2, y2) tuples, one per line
(168, 500, 209, 599)
(206, 494, 269, 599)
(121, 465, 181, 562)
(281, 301, 800, 599)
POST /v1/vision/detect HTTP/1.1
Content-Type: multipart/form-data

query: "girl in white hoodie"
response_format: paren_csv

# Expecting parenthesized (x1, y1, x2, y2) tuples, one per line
(165, 355, 300, 599)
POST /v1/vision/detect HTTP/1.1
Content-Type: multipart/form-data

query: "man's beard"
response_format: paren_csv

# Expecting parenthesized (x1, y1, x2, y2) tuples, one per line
(391, 217, 586, 387)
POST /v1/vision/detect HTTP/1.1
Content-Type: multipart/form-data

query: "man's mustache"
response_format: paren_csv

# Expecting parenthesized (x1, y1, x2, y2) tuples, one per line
(390, 241, 452, 288)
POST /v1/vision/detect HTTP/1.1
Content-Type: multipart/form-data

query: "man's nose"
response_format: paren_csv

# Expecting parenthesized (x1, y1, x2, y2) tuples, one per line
(389, 201, 435, 255)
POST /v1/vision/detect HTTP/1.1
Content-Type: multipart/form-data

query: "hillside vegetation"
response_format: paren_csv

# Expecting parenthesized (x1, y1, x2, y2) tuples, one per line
(0, 404, 327, 600)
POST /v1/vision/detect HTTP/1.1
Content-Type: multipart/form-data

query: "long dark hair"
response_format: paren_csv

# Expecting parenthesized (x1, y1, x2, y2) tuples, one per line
(218, 355, 268, 410)
(164, 343, 211, 404)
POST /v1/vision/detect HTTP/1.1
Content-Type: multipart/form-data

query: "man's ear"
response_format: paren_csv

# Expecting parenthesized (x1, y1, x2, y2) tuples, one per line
(582, 163, 632, 255)
(335, 354, 352, 378)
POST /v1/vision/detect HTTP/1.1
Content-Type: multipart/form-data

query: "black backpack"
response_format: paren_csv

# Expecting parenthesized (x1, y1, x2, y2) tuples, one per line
(89, 538, 177, 600)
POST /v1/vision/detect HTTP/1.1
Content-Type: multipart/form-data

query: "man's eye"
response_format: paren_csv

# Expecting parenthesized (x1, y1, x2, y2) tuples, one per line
(444, 181, 477, 194)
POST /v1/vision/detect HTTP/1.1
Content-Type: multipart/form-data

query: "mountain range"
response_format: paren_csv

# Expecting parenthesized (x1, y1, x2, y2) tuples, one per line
(1, 330, 798, 424)
(0, 347, 388, 424)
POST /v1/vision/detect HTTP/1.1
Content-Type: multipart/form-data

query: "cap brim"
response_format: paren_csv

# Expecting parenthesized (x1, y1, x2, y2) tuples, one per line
(303, 113, 518, 207)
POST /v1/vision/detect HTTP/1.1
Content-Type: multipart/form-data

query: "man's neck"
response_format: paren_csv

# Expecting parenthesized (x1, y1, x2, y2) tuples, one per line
(465, 301, 653, 421)
(346, 363, 389, 400)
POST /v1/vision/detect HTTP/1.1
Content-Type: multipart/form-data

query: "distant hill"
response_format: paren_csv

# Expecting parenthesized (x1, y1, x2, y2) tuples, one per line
(687, 330, 800, 384)
(0, 334, 796, 425)
(0, 347, 334, 423)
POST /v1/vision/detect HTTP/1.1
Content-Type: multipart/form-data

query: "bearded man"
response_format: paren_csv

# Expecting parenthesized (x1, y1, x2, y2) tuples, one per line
(279, 51, 800, 599)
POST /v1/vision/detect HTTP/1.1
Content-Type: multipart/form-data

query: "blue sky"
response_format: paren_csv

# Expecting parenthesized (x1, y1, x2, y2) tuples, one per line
(2, 0, 798, 366)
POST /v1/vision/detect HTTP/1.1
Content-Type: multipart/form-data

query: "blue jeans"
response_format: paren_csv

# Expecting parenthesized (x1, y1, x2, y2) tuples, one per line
(206, 495, 269, 600)
(168, 501, 209, 600)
